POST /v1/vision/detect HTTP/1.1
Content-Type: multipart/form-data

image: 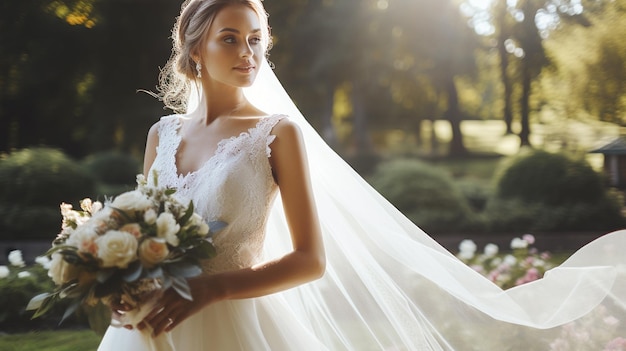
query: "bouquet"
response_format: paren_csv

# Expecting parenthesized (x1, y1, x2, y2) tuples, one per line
(27, 172, 223, 330)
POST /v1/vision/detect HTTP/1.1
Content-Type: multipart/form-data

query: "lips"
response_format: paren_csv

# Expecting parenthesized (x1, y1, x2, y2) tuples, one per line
(234, 65, 255, 73)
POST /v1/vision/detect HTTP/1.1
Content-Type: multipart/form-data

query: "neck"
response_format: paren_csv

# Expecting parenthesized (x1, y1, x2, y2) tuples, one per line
(196, 80, 249, 125)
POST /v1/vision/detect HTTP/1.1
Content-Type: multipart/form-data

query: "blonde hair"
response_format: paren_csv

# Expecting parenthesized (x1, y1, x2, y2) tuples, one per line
(158, 0, 271, 113)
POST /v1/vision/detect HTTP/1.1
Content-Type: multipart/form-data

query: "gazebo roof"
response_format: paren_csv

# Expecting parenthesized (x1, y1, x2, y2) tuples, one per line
(591, 137, 626, 155)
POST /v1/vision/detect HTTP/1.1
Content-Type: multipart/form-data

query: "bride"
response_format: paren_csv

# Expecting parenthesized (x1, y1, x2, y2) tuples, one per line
(98, 0, 626, 350)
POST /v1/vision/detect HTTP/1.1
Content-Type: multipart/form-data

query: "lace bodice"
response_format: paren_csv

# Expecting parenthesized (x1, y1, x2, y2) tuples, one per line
(148, 114, 285, 273)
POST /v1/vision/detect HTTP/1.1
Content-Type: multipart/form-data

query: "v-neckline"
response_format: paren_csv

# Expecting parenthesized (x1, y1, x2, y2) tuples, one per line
(172, 116, 269, 180)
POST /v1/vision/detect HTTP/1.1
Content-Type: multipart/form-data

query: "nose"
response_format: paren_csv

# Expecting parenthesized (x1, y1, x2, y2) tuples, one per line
(240, 41, 253, 58)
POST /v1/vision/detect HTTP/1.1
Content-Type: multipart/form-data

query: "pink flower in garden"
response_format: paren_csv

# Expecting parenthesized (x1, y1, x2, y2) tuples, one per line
(522, 233, 535, 245)
(605, 337, 626, 351)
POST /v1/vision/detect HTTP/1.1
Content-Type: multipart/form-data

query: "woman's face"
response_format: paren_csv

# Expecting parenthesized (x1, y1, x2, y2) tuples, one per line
(199, 4, 264, 88)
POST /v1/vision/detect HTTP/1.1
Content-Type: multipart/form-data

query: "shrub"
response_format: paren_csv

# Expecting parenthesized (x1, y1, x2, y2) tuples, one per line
(369, 159, 484, 233)
(486, 150, 625, 232)
(0, 148, 95, 207)
(0, 148, 96, 240)
(82, 151, 140, 185)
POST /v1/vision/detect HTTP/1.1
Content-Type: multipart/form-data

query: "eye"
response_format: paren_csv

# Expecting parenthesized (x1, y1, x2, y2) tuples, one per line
(249, 37, 262, 45)
(223, 36, 236, 44)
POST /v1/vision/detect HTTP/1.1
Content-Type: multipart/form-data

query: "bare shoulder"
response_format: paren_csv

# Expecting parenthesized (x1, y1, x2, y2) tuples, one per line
(271, 117, 303, 143)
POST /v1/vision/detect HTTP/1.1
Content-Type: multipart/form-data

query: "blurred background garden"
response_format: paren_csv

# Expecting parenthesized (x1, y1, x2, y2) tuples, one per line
(1, 0, 626, 349)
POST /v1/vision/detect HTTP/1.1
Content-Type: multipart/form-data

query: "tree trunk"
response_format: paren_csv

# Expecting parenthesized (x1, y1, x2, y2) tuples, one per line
(496, 1, 514, 135)
(444, 76, 467, 156)
(498, 37, 514, 135)
(519, 60, 532, 147)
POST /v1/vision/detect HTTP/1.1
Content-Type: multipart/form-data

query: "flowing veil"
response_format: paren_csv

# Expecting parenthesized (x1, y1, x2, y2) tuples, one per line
(190, 61, 626, 350)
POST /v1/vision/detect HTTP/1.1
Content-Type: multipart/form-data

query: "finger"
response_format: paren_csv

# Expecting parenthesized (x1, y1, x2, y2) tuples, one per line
(152, 315, 175, 336)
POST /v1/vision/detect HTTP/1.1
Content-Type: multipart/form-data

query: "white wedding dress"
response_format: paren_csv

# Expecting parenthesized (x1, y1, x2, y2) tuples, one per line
(99, 61, 626, 350)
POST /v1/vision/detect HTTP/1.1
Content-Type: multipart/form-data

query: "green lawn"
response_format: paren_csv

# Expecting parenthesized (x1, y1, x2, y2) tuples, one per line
(0, 330, 101, 351)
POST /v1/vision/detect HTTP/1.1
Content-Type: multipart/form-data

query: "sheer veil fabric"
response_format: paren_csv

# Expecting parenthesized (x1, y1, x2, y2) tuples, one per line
(186, 61, 626, 350)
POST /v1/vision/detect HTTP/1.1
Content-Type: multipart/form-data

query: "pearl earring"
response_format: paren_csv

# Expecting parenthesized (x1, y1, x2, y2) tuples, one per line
(196, 62, 202, 78)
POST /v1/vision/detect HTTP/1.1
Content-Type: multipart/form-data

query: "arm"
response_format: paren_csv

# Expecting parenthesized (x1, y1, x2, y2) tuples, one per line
(143, 119, 325, 335)
(143, 122, 160, 176)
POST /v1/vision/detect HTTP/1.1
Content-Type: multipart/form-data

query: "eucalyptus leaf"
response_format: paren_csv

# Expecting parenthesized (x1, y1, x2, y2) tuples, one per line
(166, 260, 202, 278)
(171, 276, 193, 301)
(60, 299, 82, 325)
(96, 268, 116, 283)
(30, 293, 59, 319)
(45, 244, 77, 256)
(208, 220, 227, 234)
(26, 293, 51, 311)
(122, 260, 143, 282)
(145, 266, 164, 279)
(165, 188, 176, 196)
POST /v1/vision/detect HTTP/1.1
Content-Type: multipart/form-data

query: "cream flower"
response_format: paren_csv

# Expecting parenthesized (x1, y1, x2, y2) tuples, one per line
(66, 228, 99, 256)
(156, 212, 180, 246)
(96, 230, 138, 268)
(111, 190, 153, 212)
(144, 208, 157, 225)
(120, 223, 143, 239)
(139, 238, 170, 268)
(190, 213, 209, 236)
(48, 253, 79, 285)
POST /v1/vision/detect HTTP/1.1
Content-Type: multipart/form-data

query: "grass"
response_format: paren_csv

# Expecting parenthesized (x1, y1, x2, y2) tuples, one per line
(0, 330, 101, 351)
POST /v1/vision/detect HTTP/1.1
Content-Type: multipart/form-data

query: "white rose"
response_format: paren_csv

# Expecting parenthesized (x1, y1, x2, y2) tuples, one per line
(66, 228, 99, 256)
(138, 238, 170, 268)
(503, 254, 517, 266)
(156, 212, 180, 246)
(96, 230, 138, 268)
(8, 250, 25, 267)
(0, 266, 9, 279)
(111, 190, 153, 212)
(144, 208, 157, 225)
(48, 253, 79, 285)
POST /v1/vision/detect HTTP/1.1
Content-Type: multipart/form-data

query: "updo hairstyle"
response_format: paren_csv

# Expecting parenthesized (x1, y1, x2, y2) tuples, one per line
(158, 0, 271, 113)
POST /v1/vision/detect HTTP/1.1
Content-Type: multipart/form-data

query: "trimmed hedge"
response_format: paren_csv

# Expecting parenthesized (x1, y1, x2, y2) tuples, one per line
(0, 148, 96, 240)
(369, 159, 484, 234)
(486, 150, 625, 232)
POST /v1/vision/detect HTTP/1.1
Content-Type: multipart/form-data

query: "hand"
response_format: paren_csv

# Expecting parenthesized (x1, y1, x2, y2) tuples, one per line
(140, 275, 223, 336)
(110, 300, 135, 330)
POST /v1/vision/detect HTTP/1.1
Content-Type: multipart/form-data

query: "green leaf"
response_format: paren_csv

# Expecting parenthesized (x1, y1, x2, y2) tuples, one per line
(165, 188, 176, 196)
(60, 299, 82, 325)
(30, 292, 59, 319)
(45, 245, 79, 258)
(171, 276, 193, 301)
(188, 240, 217, 259)
(82, 301, 112, 337)
(178, 201, 195, 226)
(26, 293, 52, 311)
